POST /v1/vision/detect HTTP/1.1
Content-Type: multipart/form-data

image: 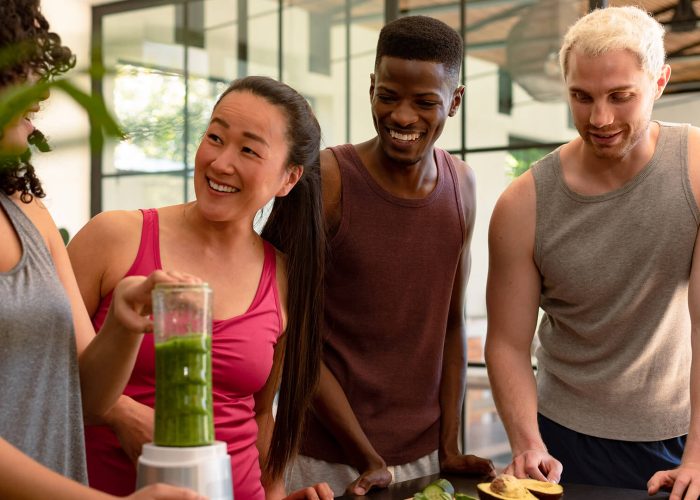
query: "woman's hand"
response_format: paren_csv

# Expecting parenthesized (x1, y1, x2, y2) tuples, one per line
(111, 270, 202, 334)
(283, 483, 334, 500)
(126, 483, 206, 499)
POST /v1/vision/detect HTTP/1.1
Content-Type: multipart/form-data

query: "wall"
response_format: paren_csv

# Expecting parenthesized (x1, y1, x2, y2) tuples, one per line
(34, 0, 94, 238)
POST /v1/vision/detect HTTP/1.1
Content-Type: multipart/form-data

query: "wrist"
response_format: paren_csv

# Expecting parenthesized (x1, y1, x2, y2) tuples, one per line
(101, 395, 129, 427)
(513, 444, 548, 456)
(357, 453, 386, 472)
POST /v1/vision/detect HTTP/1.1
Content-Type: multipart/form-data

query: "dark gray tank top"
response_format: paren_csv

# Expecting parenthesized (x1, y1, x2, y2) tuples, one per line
(532, 122, 698, 440)
(0, 193, 87, 482)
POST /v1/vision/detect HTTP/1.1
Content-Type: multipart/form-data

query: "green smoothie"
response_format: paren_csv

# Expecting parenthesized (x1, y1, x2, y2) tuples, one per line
(154, 333, 214, 446)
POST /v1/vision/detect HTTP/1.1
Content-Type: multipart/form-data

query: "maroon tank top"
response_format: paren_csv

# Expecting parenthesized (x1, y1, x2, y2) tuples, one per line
(301, 144, 465, 465)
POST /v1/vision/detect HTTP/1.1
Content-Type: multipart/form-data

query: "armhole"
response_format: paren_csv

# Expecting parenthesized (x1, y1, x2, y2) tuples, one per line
(328, 146, 349, 248)
(680, 124, 700, 226)
(96, 208, 158, 325)
(530, 163, 544, 271)
(442, 149, 467, 244)
(263, 241, 284, 337)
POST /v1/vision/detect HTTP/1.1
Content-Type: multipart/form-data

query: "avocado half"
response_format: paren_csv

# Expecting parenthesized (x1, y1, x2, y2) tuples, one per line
(518, 479, 564, 499)
(477, 474, 563, 500)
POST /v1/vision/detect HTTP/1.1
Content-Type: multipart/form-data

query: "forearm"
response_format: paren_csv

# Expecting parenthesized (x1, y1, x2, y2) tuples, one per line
(0, 438, 111, 500)
(439, 325, 467, 460)
(485, 338, 543, 455)
(79, 306, 144, 419)
(314, 363, 384, 470)
(682, 327, 700, 465)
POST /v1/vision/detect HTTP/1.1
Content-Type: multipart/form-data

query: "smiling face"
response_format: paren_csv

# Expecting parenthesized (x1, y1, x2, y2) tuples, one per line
(370, 56, 462, 167)
(193, 90, 301, 224)
(566, 48, 669, 162)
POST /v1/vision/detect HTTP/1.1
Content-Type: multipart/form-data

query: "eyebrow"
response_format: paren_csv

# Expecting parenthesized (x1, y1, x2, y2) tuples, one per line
(569, 85, 636, 93)
(376, 85, 442, 99)
(210, 117, 270, 148)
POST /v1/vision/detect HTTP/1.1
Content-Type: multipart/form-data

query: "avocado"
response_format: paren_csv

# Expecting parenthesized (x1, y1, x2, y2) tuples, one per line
(518, 479, 564, 500)
(477, 474, 539, 500)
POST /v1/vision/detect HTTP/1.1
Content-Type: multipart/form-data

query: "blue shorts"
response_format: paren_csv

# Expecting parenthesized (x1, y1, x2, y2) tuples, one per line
(538, 413, 686, 489)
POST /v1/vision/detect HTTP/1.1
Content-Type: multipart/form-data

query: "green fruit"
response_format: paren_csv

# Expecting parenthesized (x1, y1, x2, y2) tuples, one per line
(431, 479, 455, 495)
(454, 494, 478, 500)
(422, 484, 446, 500)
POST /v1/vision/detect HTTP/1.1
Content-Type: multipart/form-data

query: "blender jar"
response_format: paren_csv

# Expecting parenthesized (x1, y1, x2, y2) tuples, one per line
(152, 283, 214, 447)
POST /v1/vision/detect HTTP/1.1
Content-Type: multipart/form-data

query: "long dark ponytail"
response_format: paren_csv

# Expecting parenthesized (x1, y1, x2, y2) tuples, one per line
(216, 76, 324, 481)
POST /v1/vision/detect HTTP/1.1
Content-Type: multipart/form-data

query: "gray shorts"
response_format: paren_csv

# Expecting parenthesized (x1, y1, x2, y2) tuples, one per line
(284, 450, 439, 496)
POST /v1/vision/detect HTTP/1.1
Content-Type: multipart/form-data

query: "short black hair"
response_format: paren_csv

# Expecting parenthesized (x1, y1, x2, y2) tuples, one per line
(375, 15, 463, 89)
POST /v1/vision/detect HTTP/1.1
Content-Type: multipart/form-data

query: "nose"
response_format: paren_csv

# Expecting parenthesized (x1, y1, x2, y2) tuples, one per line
(210, 146, 237, 174)
(391, 100, 418, 128)
(589, 100, 614, 129)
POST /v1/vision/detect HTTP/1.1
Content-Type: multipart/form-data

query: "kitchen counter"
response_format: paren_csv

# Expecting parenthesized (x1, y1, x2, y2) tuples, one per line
(335, 473, 670, 500)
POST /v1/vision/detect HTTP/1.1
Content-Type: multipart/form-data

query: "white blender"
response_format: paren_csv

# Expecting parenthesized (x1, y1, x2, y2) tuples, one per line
(137, 283, 233, 499)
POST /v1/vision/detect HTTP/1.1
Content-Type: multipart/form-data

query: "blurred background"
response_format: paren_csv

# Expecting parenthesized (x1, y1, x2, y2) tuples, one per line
(37, 0, 700, 468)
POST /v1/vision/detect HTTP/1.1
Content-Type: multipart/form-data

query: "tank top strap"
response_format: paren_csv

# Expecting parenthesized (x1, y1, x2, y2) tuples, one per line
(0, 193, 50, 267)
(127, 208, 162, 275)
(242, 240, 282, 335)
(436, 148, 466, 242)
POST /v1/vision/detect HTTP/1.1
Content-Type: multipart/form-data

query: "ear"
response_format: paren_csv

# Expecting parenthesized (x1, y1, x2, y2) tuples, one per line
(369, 72, 376, 101)
(276, 164, 303, 197)
(448, 85, 464, 117)
(653, 64, 672, 100)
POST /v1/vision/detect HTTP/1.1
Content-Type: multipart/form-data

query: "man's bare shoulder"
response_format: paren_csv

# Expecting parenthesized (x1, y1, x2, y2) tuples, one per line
(493, 170, 536, 224)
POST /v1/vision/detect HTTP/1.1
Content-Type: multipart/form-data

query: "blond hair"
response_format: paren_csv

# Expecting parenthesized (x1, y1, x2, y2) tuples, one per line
(559, 6, 666, 80)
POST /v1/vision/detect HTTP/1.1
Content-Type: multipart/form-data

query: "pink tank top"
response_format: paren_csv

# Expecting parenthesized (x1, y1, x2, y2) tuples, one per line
(85, 208, 282, 500)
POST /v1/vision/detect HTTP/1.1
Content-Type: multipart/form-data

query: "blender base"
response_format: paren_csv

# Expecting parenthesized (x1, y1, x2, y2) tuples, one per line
(137, 441, 233, 499)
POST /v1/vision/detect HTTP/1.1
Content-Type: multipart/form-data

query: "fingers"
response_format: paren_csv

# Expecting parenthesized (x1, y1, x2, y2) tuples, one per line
(131, 482, 207, 499)
(543, 459, 562, 484)
(113, 271, 204, 333)
(288, 483, 334, 500)
(314, 482, 335, 500)
(647, 470, 671, 495)
(508, 451, 556, 482)
(670, 473, 690, 500)
(349, 473, 388, 496)
(351, 479, 368, 496)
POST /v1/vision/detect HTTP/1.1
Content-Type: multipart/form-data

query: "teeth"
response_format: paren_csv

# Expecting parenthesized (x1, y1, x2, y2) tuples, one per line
(389, 129, 420, 141)
(208, 178, 237, 193)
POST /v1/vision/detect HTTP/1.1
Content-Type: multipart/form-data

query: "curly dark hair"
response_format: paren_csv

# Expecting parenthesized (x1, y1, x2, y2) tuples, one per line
(0, 0, 75, 202)
(375, 15, 464, 89)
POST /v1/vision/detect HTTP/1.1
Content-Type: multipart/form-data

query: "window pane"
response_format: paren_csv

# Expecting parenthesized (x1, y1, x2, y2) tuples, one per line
(100, 4, 187, 211)
(102, 174, 186, 212)
(464, 0, 582, 150)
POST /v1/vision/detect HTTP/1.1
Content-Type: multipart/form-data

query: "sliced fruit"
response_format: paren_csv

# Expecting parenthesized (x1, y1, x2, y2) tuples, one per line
(477, 474, 538, 500)
(422, 483, 448, 500)
(454, 493, 479, 500)
(518, 479, 564, 500)
(432, 478, 456, 495)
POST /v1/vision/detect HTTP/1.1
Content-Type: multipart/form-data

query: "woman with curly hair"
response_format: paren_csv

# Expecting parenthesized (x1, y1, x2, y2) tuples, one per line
(0, 1, 203, 498)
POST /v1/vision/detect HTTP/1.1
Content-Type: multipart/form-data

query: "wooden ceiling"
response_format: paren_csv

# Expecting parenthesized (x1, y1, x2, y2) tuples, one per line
(294, 0, 700, 96)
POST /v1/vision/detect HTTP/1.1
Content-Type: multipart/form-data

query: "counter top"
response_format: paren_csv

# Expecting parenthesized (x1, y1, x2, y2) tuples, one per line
(335, 473, 669, 500)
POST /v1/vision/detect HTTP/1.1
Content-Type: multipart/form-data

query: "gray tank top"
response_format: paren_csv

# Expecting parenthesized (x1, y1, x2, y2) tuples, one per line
(0, 193, 87, 482)
(532, 122, 698, 441)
